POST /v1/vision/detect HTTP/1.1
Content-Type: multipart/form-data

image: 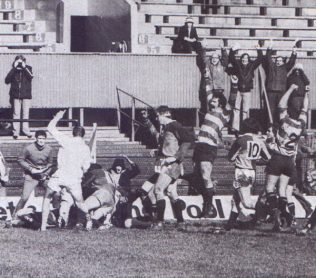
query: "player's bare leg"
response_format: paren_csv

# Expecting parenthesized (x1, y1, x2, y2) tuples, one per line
(265, 174, 282, 232)
(41, 187, 55, 231)
(199, 161, 215, 218)
(153, 173, 172, 229)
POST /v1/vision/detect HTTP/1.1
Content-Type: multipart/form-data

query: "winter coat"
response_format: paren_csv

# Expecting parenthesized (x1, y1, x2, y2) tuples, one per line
(229, 49, 263, 92)
(5, 66, 33, 99)
(265, 48, 296, 93)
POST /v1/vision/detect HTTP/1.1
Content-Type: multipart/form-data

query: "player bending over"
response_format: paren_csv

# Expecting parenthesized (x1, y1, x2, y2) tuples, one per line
(225, 118, 270, 231)
(41, 110, 92, 231)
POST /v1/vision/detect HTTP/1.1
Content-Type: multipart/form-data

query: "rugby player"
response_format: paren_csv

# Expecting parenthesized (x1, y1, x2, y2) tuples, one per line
(225, 118, 271, 231)
(265, 84, 309, 231)
(141, 106, 195, 230)
(40, 110, 92, 231)
(193, 91, 230, 217)
(12, 130, 54, 221)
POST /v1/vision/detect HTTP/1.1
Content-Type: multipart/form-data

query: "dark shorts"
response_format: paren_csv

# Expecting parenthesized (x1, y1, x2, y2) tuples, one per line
(193, 143, 217, 163)
(266, 153, 296, 178)
(147, 173, 159, 184)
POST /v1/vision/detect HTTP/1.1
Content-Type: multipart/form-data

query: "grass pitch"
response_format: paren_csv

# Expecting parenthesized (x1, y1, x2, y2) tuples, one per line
(0, 222, 315, 278)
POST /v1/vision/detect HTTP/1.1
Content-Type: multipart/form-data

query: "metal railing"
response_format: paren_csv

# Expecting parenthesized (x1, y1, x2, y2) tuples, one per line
(116, 87, 155, 142)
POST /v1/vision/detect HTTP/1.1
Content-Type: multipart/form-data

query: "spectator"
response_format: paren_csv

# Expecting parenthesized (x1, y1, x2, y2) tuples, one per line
(5, 55, 33, 139)
(229, 44, 263, 131)
(173, 17, 199, 54)
(287, 63, 310, 119)
(208, 49, 229, 95)
(265, 40, 297, 123)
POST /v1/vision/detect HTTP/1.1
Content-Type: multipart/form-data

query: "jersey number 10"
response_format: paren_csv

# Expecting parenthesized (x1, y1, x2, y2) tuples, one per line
(247, 141, 260, 159)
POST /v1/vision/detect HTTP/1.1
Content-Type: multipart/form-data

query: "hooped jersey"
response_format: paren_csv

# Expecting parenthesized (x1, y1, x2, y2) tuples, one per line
(197, 110, 230, 147)
(268, 109, 306, 157)
(228, 133, 271, 170)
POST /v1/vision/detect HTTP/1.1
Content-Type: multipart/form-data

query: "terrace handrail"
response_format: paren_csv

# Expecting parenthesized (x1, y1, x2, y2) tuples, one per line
(116, 87, 155, 141)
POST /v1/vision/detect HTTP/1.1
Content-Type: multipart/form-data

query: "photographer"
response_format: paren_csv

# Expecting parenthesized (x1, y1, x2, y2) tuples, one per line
(5, 55, 33, 139)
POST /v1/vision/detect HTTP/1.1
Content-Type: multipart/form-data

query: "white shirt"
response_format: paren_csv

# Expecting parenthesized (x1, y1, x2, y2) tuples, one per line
(49, 127, 91, 183)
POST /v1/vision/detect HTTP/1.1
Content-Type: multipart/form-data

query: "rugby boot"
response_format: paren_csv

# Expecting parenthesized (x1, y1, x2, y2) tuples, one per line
(201, 202, 216, 218)
(224, 211, 238, 231)
(272, 209, 283, 232)
(151, 221, 164, 231)
(296, 224, 312, 236)
(176, 221, 187, 232)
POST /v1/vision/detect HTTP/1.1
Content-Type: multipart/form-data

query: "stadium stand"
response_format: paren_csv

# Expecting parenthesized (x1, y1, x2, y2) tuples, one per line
(135, 0, 316, 56)
(0, 0, 316, 199)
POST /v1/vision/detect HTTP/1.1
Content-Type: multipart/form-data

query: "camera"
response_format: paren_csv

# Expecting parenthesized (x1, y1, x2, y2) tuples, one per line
(16, 61, 23, 68)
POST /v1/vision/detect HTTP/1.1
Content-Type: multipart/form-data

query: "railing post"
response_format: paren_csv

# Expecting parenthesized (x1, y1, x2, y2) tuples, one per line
(68, 108, 73, 127)
(195, 108, 199, 128)
(308, 109, 311, 129)
(131, 97, 136, 142)
(79, 108, 84, 126)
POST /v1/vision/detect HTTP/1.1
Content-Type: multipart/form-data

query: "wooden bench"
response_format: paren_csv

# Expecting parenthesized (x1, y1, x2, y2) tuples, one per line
(0, 31, 38, 42)
(139, 1, 316, 16)
(155, 23, 316, 37)
(217, 0, 316, 7)
(146, 13, 316, 28)
(138, 1, 219, 14)
(165, 34, 316, 46)
(0, 41, 47, 51)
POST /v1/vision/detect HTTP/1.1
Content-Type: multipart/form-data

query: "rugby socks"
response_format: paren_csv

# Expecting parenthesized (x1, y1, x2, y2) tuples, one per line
(225, 211, 238, 231)
(278, 197, 288, 217)
(287, 202, 295, 218)
(156, 199, 166, 222)
(266, 192, 278, 211)
(172, 199, 184, 223)
(202, 187, 215, 205)
(307, 209, 316, 230)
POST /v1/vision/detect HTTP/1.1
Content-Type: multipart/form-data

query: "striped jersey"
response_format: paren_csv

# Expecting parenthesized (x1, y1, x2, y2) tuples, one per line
(197, 110, 230, 147)
(228, 133, 271, 170)
(268, 109, 306, 157)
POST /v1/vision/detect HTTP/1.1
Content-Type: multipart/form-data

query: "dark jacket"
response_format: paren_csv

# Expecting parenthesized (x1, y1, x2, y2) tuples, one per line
(108, 159, 140, 188)
(287, 69, 310, 97)
(266, 48, 296, 93)
(177, 24, 199, 42)
(5, 66, 33, 99)
(229, 49, 263, 92)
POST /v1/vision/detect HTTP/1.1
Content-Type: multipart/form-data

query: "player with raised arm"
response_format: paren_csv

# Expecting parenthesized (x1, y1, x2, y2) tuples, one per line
(225, 118, 271, 231)
(40, 110, 92, 231)
(141, 106, 195, 230)
(193, 91, 230, 218)
(265, 84, 309, 232)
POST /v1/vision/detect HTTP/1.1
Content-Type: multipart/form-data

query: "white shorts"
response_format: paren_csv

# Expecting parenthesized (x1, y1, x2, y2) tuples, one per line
(233, 168, 256, 189)
(47, 174, 83, 201)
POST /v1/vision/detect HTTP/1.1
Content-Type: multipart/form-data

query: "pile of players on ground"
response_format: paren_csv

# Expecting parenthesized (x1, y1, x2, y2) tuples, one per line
(4, 40, 316, 235)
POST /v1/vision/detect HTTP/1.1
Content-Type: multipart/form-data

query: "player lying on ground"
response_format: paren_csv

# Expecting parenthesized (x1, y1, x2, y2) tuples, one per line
(41, 110, 92, 231)
(225, 118, 271, 231)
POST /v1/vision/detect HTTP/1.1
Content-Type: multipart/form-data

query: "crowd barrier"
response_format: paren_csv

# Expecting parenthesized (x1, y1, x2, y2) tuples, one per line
(0, 53, 315, 110)
(0, 195, 315, 221)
